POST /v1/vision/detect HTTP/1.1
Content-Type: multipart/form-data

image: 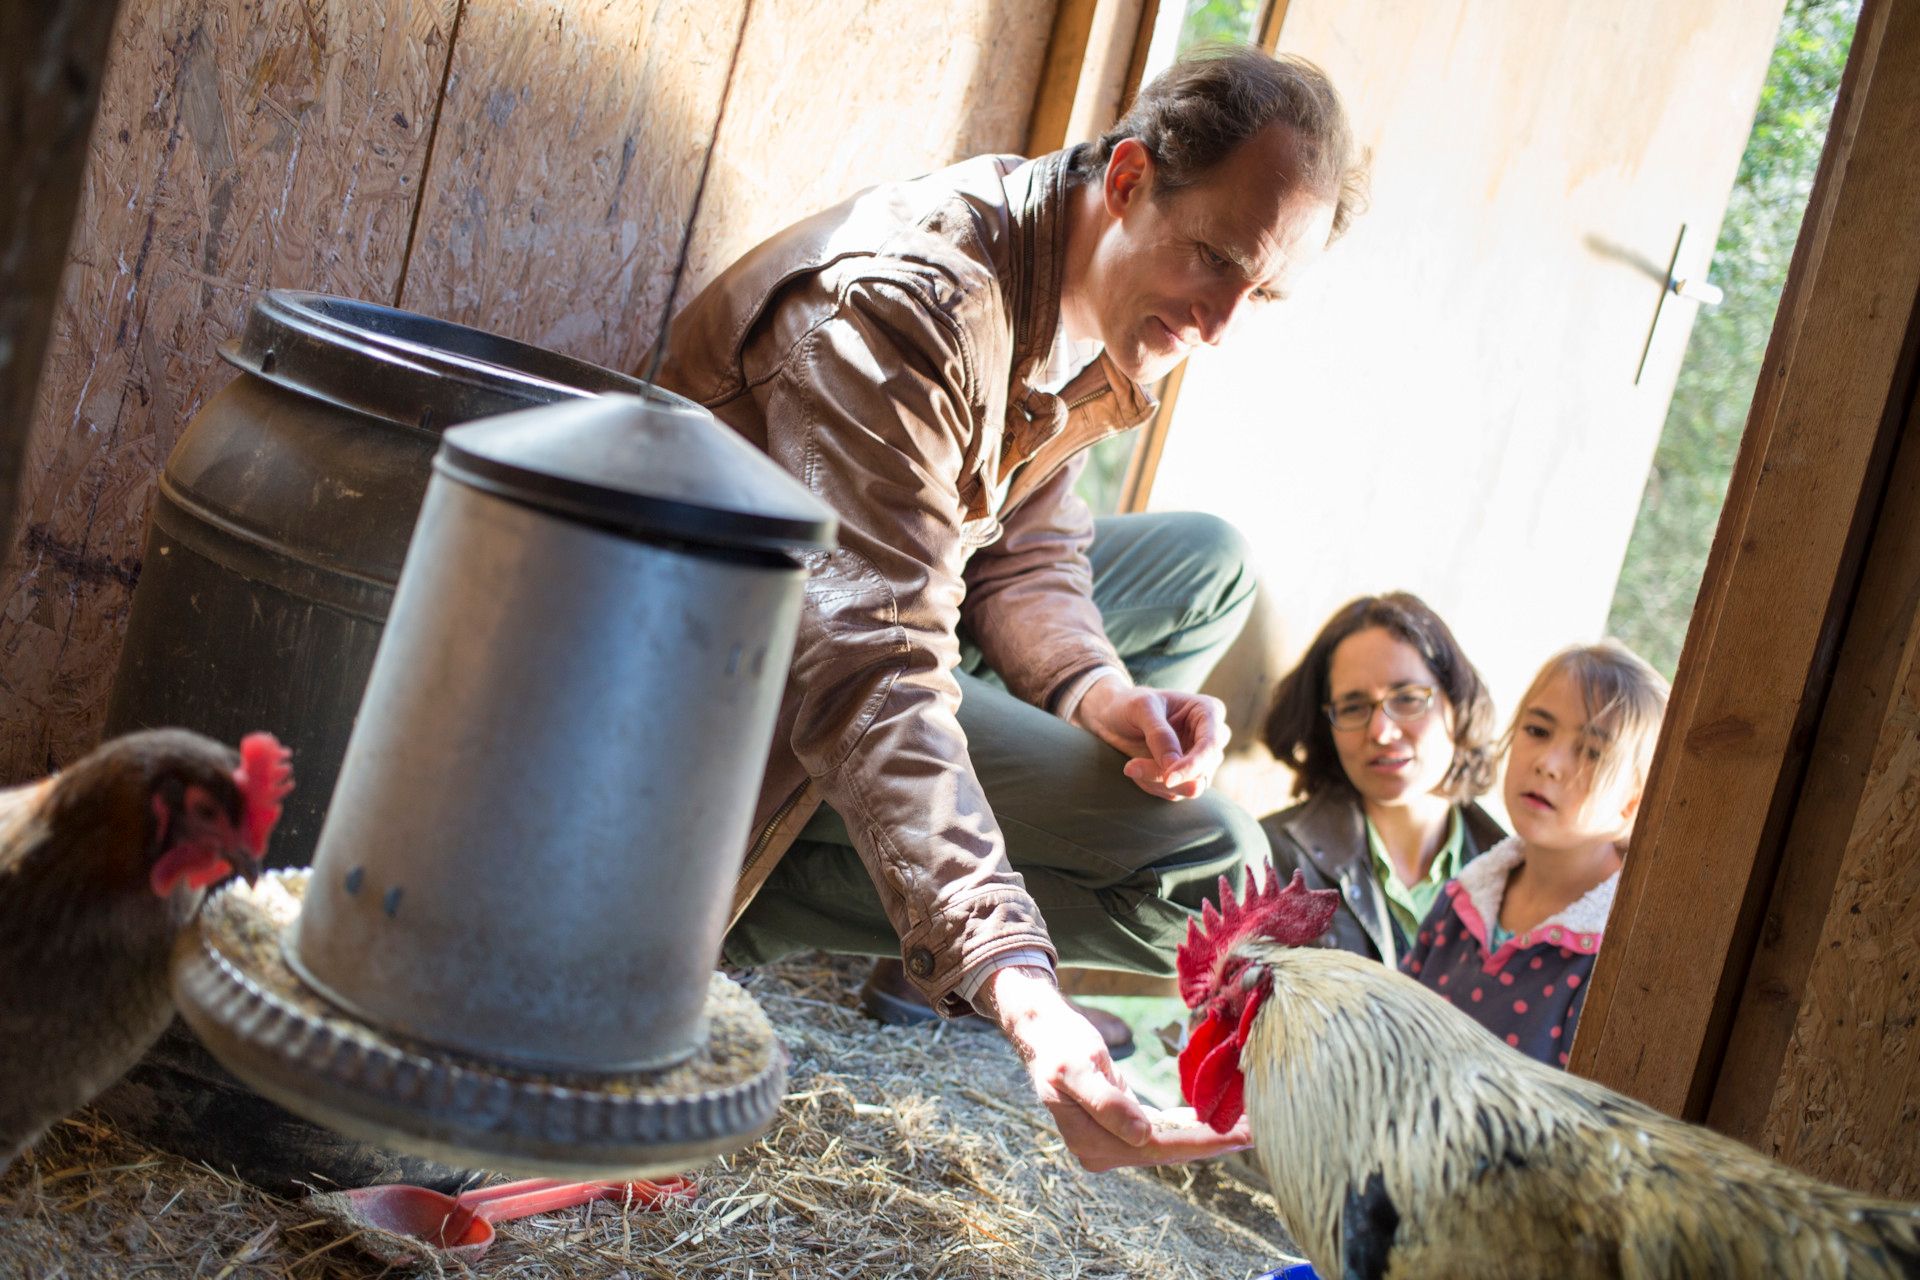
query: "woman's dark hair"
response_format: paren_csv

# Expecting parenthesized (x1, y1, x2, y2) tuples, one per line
(1072, 43, 1370, 241)
(1263, 591, 1495, 802)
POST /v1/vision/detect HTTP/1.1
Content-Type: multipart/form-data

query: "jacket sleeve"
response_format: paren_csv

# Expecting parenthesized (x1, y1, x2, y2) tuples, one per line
(959, 452, 1125, 718)
(766, 279, 1054, 1011)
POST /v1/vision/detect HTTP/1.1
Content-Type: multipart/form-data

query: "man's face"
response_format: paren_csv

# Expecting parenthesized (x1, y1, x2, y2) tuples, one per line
(1085, 126, 1336, 384)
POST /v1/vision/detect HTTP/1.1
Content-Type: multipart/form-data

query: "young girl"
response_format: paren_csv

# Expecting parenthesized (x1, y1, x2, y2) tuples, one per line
(1399, 640, 1668, 1067)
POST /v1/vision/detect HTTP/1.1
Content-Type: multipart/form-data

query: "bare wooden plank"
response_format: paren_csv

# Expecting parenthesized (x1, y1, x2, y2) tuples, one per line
(1062, 0, 1152, 149)
(1742, 372, 1920, 1197)
(680, 0, 1056, 302)
(395, 0, 746, 372)
(0, 0, 125, 552)
(1571, 0, 1920, 1119)
(1028, 0, 1100, 154)
(0, 0, 456, 782)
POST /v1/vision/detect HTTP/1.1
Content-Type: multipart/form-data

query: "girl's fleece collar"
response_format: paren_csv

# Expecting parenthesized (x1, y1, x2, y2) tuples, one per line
(1448, 836, 1617, 958)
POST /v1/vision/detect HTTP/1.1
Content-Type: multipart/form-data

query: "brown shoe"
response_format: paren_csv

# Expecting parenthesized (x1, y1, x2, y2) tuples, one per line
(858, 959, 995, 1032)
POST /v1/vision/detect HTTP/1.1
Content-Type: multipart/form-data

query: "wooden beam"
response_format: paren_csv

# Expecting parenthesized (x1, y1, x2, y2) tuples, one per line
(0, 0, 124, 551)
(1027, 0, 1102, 155)
(1571, 0, 1920, 1121)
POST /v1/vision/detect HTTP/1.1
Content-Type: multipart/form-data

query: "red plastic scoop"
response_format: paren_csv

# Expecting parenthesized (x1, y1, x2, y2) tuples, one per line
(330, 1174, 696, 1263)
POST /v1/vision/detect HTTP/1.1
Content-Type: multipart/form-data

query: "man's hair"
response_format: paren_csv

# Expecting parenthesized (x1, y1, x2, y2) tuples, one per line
(1263, 591, 1496, 802)
(1075, 43, 1369, 241)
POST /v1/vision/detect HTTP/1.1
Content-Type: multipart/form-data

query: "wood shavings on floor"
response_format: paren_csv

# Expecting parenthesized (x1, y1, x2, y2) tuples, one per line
(0, 954, 1298, 1278)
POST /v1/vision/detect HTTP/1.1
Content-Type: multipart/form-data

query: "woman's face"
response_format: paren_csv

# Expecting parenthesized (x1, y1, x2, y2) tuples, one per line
(1325, 627, 1457, 809)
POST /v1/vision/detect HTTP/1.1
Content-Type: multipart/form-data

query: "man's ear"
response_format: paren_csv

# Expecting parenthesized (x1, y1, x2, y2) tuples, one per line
(1103, 137, 1154, 217)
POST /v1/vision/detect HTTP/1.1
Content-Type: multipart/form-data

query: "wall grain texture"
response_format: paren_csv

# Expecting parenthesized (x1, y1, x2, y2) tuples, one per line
(0, 0, 1057, 782)
(0, 0, 455, 779)
(396, 0, 744, 370)
(680, 0, 1056, 302)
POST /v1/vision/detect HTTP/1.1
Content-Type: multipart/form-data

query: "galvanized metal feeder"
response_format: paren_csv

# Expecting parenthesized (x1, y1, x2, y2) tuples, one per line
(175, 391, 836, 1177)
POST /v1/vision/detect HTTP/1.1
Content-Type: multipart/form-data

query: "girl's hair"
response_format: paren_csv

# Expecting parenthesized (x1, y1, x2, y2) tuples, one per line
(1263, 591, 1495, 802)
(1505, 640, 1670, 833)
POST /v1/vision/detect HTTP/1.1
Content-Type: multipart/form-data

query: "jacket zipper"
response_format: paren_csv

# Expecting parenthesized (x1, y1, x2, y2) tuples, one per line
(740, 780, 810, 882)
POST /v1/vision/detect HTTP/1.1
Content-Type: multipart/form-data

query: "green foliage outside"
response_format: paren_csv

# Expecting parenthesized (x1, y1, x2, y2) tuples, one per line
(1606, 0, 1860, 678)
(1177, 0, 1263, 52)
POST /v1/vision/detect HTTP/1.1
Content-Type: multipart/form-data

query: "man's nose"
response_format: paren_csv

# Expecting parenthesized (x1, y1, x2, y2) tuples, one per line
(1196, 283, 1256, 346)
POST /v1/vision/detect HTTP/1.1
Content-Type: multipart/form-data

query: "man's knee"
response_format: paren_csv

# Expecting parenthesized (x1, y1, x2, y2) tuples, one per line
(1156, 787, 1265, 874)
(1162, 510, 1256, 627)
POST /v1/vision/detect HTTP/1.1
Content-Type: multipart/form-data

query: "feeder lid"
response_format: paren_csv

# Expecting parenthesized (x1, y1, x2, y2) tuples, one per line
(437, 393, 837, 555)
(223, 290, 652, 430)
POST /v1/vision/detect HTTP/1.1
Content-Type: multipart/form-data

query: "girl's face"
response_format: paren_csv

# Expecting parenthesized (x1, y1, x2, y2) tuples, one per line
(1326, 627, 1457, 809)
(1504, 670, 1640, 853)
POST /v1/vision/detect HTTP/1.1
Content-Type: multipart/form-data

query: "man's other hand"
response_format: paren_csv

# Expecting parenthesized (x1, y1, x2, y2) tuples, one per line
(976, 966, 1253, 1173)
(1075, 678, 1230, 801)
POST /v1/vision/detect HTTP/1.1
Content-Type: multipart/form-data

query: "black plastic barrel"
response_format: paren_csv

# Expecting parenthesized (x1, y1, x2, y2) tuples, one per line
(96, 291, 649, 1193)
(105, 290, 649, 867)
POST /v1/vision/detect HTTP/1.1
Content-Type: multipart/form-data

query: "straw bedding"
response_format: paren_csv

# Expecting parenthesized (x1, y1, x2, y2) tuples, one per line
(0, 955, 1298, 1278)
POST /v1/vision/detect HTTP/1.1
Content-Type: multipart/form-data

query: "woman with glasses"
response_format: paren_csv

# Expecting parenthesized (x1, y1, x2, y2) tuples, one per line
(1258, 591, 1504, 964)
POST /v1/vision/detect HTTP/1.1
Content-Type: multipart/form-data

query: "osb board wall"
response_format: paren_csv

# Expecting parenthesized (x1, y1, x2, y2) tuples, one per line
(0, 0, 453, 780)
(1754, 386, 1920, 1196)
(678, 0, 1057, 300)
(395, 0, 745, 367)
(0, 0, 1059, 781)
(1762, 591, 1920, 1197)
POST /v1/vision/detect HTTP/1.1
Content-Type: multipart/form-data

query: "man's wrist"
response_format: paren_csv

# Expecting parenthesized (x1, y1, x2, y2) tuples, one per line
(974, 963, 1061, 1029)
(1069, 666, 1131, 729)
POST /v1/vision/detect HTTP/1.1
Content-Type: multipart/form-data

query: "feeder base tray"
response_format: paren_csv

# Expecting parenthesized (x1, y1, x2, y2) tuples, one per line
(173, 871, 785, 1180)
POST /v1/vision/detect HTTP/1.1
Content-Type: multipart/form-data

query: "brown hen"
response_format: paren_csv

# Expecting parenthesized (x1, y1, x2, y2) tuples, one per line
(0, 728, 291, 1172)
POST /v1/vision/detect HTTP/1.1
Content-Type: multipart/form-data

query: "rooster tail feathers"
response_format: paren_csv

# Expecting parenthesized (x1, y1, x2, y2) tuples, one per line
(233, 733, 294, 857)
(1176, 865, 1340, 1009)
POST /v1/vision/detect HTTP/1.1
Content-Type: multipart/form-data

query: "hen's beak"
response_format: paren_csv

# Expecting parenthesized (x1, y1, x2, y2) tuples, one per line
(223, 840, 263, 887)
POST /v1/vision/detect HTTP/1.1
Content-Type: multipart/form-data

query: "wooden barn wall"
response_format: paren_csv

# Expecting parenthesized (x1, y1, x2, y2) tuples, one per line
(0, 0, 1059, 782)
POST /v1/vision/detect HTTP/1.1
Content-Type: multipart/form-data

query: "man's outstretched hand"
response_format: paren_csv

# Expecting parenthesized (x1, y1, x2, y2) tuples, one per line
(975, 965, 1252, 1173)
(1075, 678, 1230, 801)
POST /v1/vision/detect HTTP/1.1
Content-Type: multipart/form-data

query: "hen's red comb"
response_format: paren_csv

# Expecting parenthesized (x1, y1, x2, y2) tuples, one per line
(1176, 866, 1339, 1008)
(233, 732, 294, 857)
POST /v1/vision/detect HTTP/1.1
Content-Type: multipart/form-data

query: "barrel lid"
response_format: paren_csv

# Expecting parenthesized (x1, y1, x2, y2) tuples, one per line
(436, 394, 837, 554)
(222, 291, 650, 430)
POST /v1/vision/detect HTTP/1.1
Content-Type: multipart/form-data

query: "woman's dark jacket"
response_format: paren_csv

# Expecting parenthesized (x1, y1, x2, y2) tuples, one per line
(1259, 789, 1507, 965)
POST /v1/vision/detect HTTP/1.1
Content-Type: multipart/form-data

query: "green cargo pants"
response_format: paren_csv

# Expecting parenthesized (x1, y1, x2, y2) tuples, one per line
(723, 511, 1263, 976)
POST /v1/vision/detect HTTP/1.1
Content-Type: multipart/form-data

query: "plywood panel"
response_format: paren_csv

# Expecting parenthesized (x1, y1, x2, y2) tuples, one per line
(0, 0, 455, 781)
(0, 0, 124, 551)
(1574, 0, 1920, 1121)
(1148, 0, 1781, 821)
(680, 0, 1058, 302)
(396, 0, 747, 371)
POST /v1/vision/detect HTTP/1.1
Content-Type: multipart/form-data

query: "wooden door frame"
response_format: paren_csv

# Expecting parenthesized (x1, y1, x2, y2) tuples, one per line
(1114, 0, 1290, 513)
(1570, 0, 1920, 1123)
(0, 0, 126, 551)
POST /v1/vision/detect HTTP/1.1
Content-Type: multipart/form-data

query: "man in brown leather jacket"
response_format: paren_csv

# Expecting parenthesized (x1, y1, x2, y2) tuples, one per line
(658, 47, 1364, 1171)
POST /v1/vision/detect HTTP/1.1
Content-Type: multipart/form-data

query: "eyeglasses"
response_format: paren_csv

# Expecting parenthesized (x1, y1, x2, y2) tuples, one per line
(1323, 686, 1436, 732)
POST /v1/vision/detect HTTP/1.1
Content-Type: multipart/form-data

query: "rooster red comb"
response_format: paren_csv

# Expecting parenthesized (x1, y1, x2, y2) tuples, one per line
(1177, 866, 1339, 1009)
(233, 732, 294, 857)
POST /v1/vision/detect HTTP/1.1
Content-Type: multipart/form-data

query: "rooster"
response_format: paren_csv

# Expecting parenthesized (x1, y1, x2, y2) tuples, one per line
(1178, 868, 1920, 1279)
(0, 729, 293, 1172)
